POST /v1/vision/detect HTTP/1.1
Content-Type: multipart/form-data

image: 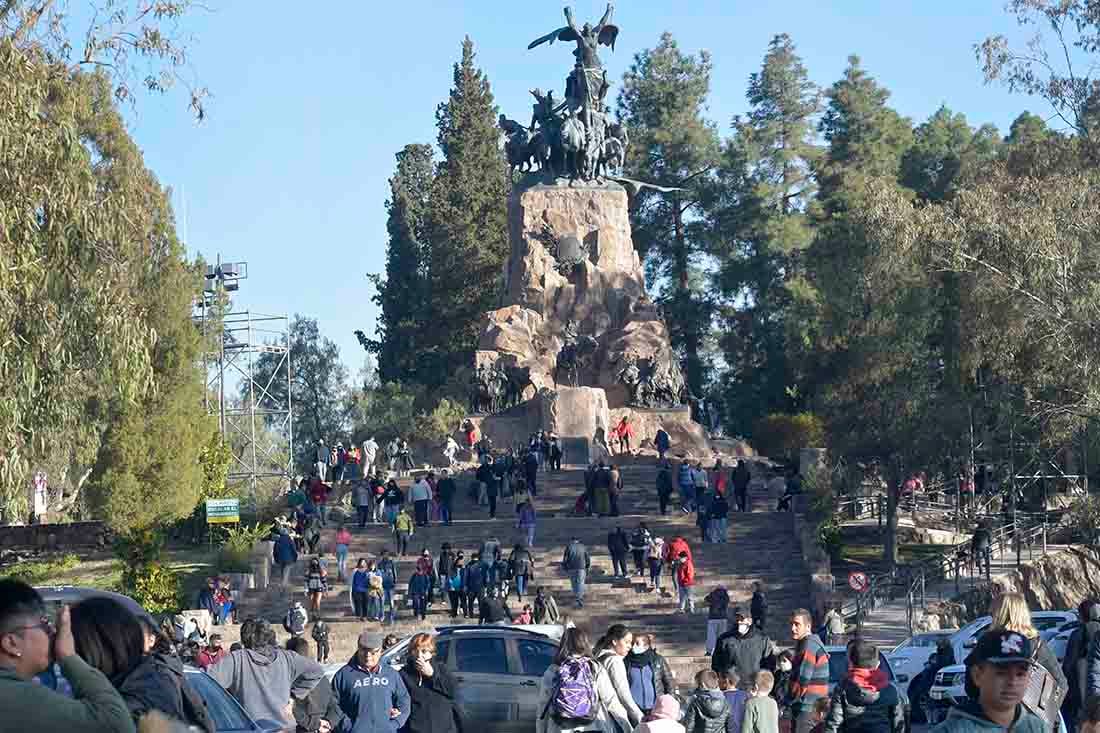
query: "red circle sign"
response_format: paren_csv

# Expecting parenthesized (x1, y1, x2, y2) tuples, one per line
(848, 571, 869, 593)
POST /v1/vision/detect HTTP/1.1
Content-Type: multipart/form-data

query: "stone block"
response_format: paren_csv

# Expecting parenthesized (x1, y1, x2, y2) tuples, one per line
(536, 387, 610, 442)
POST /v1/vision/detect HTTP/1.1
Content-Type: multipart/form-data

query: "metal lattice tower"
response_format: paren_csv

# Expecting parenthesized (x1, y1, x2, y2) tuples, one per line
(193, 258, 294, 505)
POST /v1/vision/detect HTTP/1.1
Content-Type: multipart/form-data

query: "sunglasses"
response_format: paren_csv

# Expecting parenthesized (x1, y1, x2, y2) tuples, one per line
(5, 616, 54, 636)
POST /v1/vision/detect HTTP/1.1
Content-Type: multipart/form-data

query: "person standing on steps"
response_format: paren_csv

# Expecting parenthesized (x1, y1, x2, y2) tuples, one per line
(408, 565, 432, 621)
(674, 551, 696, 614)
(351, 559, 370, 621)
(518, 496, 538, 548)
(647, 535, 666, 594)
(484, 459, 501, 518)
(533, 586, 561, 624)
(679, 459, 696, 513)
(751, 583, 768, 632)
(464, 553, 486, 619)
(656, 462, 674, 516)
(655, 426, 671, 462)
(446, 558, 466, 619)
(377, 551, 399, 624)
(393, 506, 414, 557)
(334, 524, 352, 581)
(509, 543, 535, 602)
(609, 463, 624, 516)
(733, 461, 751, 513)
(437, 468, 457, 525)
(479, 587, 513, 625)
(361, 436, 378, 479)
(608, 526, 630, 578)
(596, 625, 644, 730)
(549, 434, 563, 472)
(273, 527, 298, 586)
(703, 587, 730, 656)
(664, 536, 693, 602)
(381, 478, 404, 527)
(630, 524, 651, 577)
(411, 473, 433, 528)
(713, 610, 776, 690)
(525, 448, 540, 497)
(787, 609, 829, 733)
(562, 536, 592, 607)
(356, 480, 373, 529)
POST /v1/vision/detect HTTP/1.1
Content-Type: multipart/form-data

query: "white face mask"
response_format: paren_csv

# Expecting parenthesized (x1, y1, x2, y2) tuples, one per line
(780, 661, 792, 672)
(632, 644, 647, 654)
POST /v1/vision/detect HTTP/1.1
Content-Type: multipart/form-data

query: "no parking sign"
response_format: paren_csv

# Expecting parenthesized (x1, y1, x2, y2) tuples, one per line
(848, 571, 869, 593)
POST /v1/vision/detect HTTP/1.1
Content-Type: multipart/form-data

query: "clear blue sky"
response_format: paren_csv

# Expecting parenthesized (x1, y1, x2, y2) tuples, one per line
(130, 1, 1042, 372)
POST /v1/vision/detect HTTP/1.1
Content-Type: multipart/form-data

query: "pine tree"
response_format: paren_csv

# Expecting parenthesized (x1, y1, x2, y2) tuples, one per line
(368, 143, 435, 385)
(712, 34, 820, 432)
(422, 37, 508, 388)
(617, 33, 721, 399)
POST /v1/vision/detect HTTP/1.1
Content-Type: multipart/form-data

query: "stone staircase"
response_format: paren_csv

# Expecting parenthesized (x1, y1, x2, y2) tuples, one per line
(234, 458, 807, 681)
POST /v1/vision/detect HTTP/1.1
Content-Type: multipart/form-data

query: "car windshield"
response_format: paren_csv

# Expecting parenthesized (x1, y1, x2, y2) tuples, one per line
(828, 652, 894, 684)
(188, 672, 254, 731)
(897, 634, 950, 649)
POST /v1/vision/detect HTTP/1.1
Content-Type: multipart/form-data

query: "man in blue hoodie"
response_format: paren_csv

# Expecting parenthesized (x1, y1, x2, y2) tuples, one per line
(332, 631, 410, 733)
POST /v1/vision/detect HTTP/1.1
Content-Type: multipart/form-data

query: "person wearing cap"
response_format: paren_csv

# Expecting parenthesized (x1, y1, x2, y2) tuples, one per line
(196, 634, 227, 670)
(331, 631, 410, 733)
(822, 640, 903, 733)
(932, 630, 1046, 733)
(207, 618, 325, 726)
(713, 609, 776, 689)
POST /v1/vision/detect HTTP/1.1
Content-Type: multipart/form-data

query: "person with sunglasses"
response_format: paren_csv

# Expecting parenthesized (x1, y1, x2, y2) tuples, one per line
(0, 578, 136, 732)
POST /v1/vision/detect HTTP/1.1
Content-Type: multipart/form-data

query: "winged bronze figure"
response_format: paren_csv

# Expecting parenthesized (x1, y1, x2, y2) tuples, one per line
(528, 3, 619, 68)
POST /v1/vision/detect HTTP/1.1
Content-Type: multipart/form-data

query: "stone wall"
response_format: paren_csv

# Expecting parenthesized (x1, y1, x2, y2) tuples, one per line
(0, 520, 110, 549)
(792, 495, 834, 625)
(919, 545, 1100, 629)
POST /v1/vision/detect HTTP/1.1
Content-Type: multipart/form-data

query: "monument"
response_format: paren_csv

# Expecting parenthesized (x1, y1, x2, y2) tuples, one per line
(468, 3, 710, 457)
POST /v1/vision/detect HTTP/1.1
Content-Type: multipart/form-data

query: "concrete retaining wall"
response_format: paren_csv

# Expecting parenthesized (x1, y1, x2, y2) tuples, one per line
(0, 521, 110, 549)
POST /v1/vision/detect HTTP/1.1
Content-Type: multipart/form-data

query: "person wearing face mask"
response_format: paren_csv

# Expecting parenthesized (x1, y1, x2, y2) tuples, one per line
(712, 610, 776, 690)
(770, 652, 794, 707)
(595, 625, 644, 729)
(625, 634, 676, 717)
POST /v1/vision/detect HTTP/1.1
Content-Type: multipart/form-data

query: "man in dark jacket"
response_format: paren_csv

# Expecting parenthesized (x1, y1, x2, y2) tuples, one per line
(1063, 599, 1100, 730)
(524, 450, 540, 496)
(478, 588, 513, 625)
(971, 522, 992, 579)
(712, 610, 775, 688)
(607, 527, 630, 578)
(733, 461, 751, 513)
(562, 537, 591, 607)
(822, 640, 903, 733)
(273, 529, 299, 586)
(656, 462, 674, 516)
(1088, 623, 1100, 712)
(751, 582, 768, 631)
(285, 637, 344, 733)
(196, 577, 220, 624)
(655, 427, 671, 461)
(331, 631, 410, 733)
(437, 470, 457, 525)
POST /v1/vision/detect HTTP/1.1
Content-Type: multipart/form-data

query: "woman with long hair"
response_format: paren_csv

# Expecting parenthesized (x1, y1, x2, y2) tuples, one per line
(398, 632, 460, 733)
(536, 625, 629, 733)
(594, 624, 643, 728)
(70, 598, 214, 732)
(988, 592, 1066, 689)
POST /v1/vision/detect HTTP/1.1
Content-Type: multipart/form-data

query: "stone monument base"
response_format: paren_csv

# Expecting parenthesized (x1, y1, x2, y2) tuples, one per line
(608, 406, 711, 459)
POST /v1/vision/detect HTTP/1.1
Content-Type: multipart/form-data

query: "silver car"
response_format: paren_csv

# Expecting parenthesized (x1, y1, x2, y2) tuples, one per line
(377, 625, 563, 733)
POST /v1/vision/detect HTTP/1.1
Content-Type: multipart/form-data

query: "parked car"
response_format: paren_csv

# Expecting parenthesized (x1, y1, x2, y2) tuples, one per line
(886, 630, 956, 694)
(185, 668, 288, 733)
(35, 585, 156, 625)
(347, 624, 565, 733)
(824, 645, 911, 733)
(927, 610, 1077, 724)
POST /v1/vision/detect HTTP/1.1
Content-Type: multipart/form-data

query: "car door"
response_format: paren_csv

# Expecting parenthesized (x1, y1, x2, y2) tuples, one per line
(452, 635, 523, 732)
(513, 637, 558, 725)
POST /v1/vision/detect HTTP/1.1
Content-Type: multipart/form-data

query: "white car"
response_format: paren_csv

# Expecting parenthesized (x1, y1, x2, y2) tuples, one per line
(886, 630, 956, 694)
(926, 610, 1077, 723)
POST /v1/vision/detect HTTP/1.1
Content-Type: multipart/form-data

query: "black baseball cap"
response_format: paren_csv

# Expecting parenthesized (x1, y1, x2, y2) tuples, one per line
(966, 630, 1035, 667)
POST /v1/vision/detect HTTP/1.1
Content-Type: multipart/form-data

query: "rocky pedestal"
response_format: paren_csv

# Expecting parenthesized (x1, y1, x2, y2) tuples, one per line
(474, 179, 709, 456)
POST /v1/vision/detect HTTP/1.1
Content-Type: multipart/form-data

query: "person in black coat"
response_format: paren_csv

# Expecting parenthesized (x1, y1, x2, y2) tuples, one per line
(399, 633, 462, 733)
(607, 527, 630, 578)
(286, 637, 345, 733)
(823, 640, 904, 733)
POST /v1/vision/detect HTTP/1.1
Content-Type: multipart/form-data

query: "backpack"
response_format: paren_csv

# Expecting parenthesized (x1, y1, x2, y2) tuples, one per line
(541, 656, 600, 724)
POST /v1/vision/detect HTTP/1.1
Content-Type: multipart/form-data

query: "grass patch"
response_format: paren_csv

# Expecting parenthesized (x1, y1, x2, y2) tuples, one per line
(1, 553, 82, 585)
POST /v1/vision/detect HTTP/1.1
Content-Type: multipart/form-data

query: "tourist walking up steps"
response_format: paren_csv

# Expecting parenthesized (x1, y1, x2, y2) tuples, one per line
(562, 536, 591, 608)
(595, 625, 644, 729)
(625, 633, 676, 718)
(630, 524, 651, 577)
(704, 587, 730, 656)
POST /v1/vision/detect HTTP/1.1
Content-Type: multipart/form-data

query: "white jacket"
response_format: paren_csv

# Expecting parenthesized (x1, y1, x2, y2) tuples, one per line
(597, 649, 643, 727)
(536, 658, 630, 733)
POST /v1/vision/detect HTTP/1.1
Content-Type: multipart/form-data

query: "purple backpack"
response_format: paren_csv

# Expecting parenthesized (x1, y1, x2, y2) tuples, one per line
(542, 656, 599, 724)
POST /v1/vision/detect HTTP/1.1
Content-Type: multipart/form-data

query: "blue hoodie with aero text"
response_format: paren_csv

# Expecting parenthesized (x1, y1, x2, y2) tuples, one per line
(332, 655, 411, 733)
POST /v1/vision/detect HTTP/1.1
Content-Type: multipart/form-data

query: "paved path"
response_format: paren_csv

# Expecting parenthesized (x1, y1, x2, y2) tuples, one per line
(854, 541, 1067, 647)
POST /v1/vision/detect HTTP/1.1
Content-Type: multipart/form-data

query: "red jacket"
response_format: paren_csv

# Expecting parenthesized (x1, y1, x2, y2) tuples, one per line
(664, 536, 693, 565)
(196, 647, 226, 669)
(676, 558, 696, 587)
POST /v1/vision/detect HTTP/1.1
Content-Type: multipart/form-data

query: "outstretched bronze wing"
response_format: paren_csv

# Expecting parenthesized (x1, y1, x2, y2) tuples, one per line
(528, 26, 581, 50)
(598, 24, 619, 50)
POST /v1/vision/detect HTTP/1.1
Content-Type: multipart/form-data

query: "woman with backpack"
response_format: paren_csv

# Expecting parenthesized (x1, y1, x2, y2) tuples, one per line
(624, 634, 676, 718)
(595, 625, 644, 729)
(536, 626, 630, 733)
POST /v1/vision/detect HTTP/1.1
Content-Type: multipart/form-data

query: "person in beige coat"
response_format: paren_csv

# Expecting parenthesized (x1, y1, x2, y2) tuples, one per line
(537, 627, 631, 733)
(596, 625, 644, 728)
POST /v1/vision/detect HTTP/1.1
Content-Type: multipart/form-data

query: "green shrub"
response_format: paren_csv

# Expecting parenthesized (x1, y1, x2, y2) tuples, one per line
(751, 412, 825, 461)
(216, 523, 268, 573)
(1, 553, 81, 585)
(121, 562, 182, 614)
(1066, 495, 1100, 545)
